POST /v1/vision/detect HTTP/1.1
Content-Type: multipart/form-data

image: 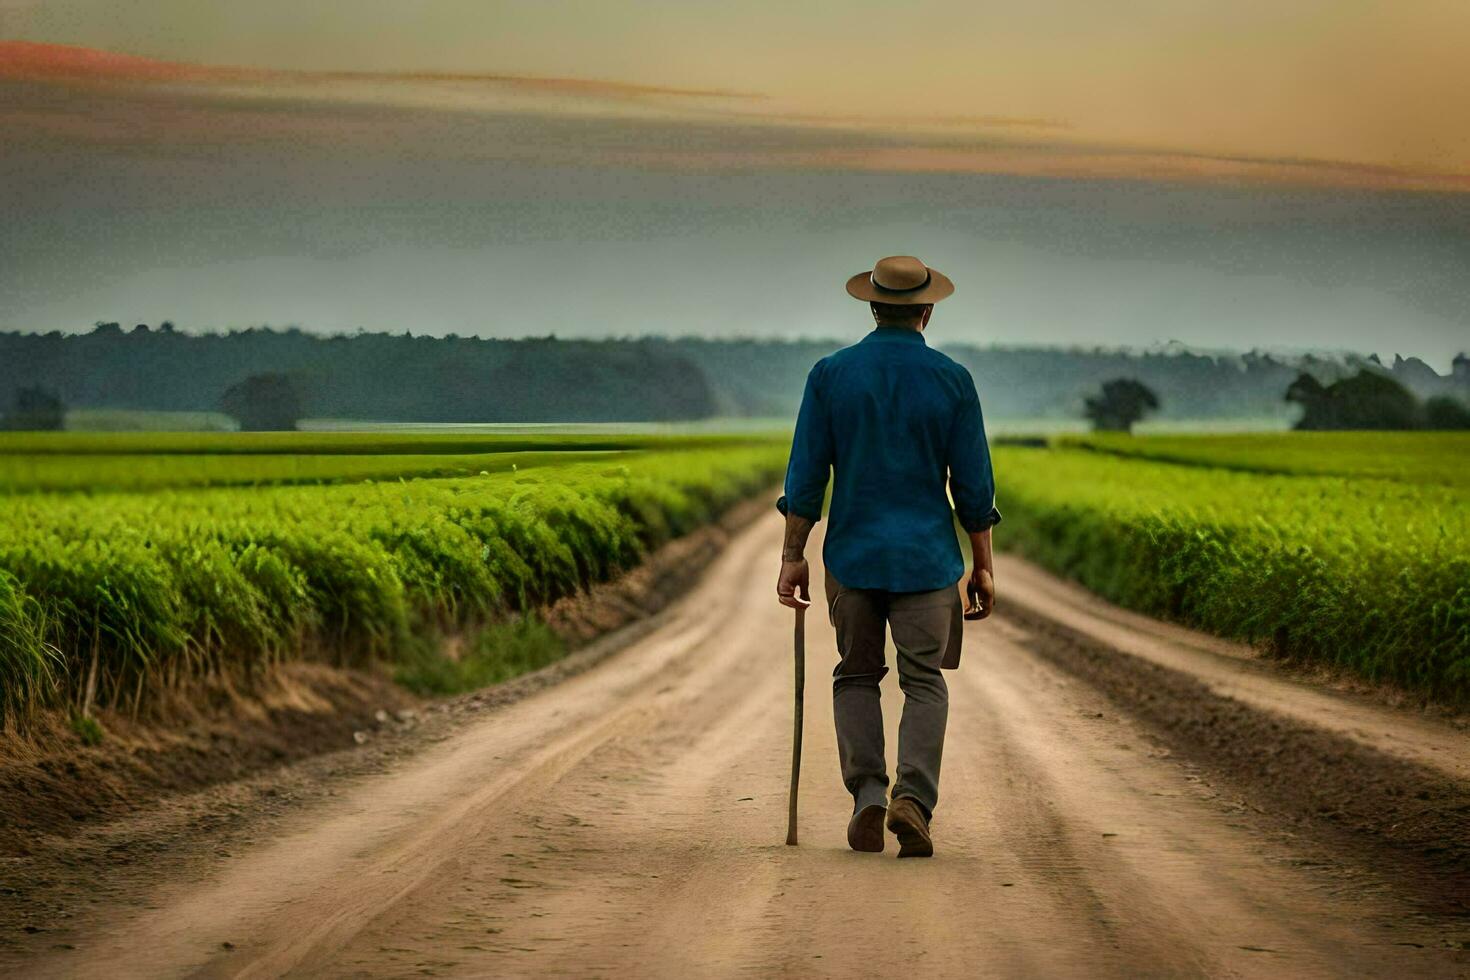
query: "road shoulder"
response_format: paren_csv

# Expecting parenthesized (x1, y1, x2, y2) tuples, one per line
(997, 552, 1470, 916)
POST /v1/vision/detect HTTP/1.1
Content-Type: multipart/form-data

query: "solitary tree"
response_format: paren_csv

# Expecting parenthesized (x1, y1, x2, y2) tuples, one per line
(1083, 378, 1159, 434)
(1, 386, 66, 430)
(220, 373, 304, 431)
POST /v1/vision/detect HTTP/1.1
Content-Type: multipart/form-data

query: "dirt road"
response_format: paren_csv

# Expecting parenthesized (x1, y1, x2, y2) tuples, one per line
(21, 514, 1470, 978)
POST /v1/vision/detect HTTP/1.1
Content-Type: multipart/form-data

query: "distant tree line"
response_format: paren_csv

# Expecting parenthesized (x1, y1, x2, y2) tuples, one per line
(1287, 369, 1470, 430)
(1, 324, 718, 426)
(651, 338, 1470, 424)
(0, 324, 1466, 428)
(1072, 365, 1470, 436)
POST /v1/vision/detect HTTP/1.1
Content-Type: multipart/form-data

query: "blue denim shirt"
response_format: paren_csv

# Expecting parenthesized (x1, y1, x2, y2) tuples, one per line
(776, 327, 1001, 593)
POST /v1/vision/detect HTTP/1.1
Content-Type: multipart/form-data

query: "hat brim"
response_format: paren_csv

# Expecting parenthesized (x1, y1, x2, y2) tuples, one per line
(845, 267, 955, 304)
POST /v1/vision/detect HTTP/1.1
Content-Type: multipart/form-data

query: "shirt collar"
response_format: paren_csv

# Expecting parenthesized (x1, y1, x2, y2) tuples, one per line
(861, 327, 928, 345)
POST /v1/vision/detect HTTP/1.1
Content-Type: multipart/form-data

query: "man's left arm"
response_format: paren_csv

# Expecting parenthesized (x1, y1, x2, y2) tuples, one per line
(948, 371, 1001, 618)
(776, 367, 832, 608)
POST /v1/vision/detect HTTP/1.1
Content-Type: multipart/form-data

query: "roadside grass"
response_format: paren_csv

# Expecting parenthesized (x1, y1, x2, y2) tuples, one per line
(993, 441, 1470, 701)
(394, 616, 566, 697)
(0, 570, 60, 722)
(69, 712, 105, 746)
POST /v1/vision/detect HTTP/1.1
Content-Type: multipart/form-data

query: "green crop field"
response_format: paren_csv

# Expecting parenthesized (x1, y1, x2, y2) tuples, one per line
(0, 431, 774, 493)
(5, 427, 1464, 722)
(1059, 431, 1470, 488)
(0, 430, 758, 456)
(0, 449, 632, 493)
(0, 434, 787, 722)
(994, 434, 1470, 699)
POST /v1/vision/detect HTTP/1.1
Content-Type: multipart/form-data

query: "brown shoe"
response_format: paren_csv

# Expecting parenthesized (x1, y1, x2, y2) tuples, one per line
(886, 797, 933, 858)
(847, 803, 886, 853)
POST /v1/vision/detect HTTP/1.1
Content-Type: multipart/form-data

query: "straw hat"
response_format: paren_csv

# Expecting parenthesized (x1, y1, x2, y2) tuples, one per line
(845, 255, 955, 304)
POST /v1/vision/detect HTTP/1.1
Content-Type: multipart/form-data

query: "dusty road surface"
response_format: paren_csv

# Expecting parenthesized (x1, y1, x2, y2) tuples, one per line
(18, 514, 1470, 979)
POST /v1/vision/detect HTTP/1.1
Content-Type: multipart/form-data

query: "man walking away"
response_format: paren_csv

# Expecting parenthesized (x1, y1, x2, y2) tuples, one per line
(775, 255, 1000, 858)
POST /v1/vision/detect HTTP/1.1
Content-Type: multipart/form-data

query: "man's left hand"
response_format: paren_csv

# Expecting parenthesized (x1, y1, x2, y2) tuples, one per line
(777, 558, 811, 608)
(964, 566, 995, 620)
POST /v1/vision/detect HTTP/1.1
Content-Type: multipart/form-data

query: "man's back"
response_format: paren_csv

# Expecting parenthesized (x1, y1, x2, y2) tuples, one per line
(774, 255, 999, 857)
(778, 326, 999, 594)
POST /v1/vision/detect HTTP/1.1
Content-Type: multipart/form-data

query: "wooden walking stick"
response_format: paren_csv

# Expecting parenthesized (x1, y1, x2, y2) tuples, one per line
(786, 605, 805, 846)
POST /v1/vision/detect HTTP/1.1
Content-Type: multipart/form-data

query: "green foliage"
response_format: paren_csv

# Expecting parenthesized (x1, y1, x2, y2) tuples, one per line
(69, 712, 104, 746)
(993, 441, 1470, 700)
(0, 442, 786, 720)
(394, 616, 566, 696)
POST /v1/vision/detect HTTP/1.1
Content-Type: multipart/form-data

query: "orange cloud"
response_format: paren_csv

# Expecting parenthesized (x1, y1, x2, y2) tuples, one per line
(792, 146, 1470, 194)
(0, 41, 762, 102)
(0, 40, 226, 83)
(4, 41, 1466, 193)
(704, 107, 1073, 134)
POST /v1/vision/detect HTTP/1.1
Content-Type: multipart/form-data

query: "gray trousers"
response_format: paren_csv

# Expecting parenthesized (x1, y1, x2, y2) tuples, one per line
(824, 568, 960, 819)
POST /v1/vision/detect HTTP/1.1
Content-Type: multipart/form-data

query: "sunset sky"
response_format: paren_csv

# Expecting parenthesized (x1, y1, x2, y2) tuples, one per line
(2, 1, 1467, 364)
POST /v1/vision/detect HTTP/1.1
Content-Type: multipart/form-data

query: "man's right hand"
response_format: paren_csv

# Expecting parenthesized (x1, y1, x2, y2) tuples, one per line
(964, 566, 995, 620)
(777, 558, 812, 608)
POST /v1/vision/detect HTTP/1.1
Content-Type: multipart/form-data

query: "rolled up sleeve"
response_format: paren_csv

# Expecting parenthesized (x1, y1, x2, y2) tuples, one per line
(775, 365, 833, 522)
(948, 370, 1001, 533)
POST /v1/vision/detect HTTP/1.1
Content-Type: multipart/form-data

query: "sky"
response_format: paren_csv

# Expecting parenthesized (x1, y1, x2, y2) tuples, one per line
(2, 1, 1468, 366)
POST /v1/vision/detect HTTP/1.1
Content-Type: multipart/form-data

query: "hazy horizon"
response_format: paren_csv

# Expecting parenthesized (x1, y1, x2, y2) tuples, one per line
(5, 159, 1465, 370)
(13, 316, 1459, 373)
